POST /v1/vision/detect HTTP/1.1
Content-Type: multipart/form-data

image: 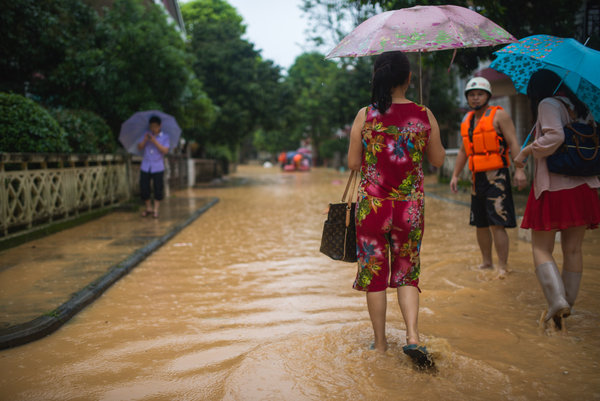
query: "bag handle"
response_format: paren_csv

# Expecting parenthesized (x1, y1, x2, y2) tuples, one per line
(341, 170, 358, 203)
(570, 123, 599, 161)
(341, 170, 359, 228)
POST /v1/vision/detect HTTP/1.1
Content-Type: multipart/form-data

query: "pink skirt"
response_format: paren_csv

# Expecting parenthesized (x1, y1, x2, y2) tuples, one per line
(521, 184, 600, 231)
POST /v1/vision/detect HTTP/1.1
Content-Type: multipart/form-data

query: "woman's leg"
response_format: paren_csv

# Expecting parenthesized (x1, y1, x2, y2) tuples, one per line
(366, 290, 387, 352)
(354, 198, 393, 351)
(531, 229, 556, 266)
(531, 229, 570, 321)
(561, 226, 586, 273)
(397, 285, 419, 345)
(560, 226, 586, 307)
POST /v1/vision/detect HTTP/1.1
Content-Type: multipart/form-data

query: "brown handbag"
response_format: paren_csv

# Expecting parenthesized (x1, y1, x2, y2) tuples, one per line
(319, 170, 358, 263)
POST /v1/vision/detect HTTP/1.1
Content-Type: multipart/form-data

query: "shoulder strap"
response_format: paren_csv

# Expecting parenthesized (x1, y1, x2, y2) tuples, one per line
(342, 170, 358, 203)
(468, 113, 476, 143)
(555, 97, 577, 122)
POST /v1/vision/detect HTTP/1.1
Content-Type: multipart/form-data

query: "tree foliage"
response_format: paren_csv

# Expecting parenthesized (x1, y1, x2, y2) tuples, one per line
(33, 0, 193, 133)
(286, 53, 343, 164)
(182, 0, 285, 157)
(0, 0, 100, 94)
(300, 0, 594, 150)
(0, 0, 215, 151)
(51, 109, 117, 154)
(0, 93, 70, 153)
(354, 0, 594, 71)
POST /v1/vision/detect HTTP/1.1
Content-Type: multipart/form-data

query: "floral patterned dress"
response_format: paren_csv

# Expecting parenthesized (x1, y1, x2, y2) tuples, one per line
(353, 103, 430, 292)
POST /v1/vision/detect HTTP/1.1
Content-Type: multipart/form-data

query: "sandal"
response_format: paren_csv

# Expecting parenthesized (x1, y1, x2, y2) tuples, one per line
(141, 210, 153, 217)
(402, 344, 436, 371)
(152, 211, 159, 219)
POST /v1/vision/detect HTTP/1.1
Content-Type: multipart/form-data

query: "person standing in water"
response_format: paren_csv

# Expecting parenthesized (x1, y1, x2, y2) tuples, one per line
(449, 77, 527, 277)
(514, 69, 600, 330)
(138, 115, 170, 218)
(347, 51, 445, 369)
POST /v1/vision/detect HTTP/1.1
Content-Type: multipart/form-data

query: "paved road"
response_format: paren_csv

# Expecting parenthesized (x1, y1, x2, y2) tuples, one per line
(0, 192, 218, 349)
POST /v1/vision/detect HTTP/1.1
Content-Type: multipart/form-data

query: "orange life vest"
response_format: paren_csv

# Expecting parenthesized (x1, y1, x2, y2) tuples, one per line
(460, 106, 509, 173)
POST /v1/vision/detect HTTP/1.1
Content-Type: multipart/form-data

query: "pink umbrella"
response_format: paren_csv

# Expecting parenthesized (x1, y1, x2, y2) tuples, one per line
(325, 5, 516, 103)
(326, 5, 517, 58)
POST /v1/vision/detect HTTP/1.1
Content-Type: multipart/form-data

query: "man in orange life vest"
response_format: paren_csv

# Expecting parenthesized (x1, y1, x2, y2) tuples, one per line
(450, 77, 527, 277)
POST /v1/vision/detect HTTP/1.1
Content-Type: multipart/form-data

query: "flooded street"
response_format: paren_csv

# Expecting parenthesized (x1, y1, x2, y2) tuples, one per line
(1, 165, 599, 400)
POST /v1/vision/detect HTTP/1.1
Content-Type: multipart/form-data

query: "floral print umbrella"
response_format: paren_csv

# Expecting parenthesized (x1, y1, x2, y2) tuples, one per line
(325, 5, 516, 58)
(490, 34, 600, 119)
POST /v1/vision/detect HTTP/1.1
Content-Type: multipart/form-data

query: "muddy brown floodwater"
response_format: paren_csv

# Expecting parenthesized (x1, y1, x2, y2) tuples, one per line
(0, 165, 599, 400)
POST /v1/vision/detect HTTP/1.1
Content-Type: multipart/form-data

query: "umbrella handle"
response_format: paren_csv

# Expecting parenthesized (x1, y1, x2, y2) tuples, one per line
(419, 51, 423, 105)
(521, 125, 535, 151)
(517, 124, 537, 164)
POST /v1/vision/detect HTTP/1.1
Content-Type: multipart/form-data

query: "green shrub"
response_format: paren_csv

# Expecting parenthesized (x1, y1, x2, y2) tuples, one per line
(0, 93, 70, 153)
(51, 109, 117, 154)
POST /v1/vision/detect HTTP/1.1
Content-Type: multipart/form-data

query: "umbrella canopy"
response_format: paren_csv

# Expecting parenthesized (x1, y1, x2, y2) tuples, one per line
(325, 5, 516, 59)
(490, 34, 600, 119)
(119, 110, 181, 155)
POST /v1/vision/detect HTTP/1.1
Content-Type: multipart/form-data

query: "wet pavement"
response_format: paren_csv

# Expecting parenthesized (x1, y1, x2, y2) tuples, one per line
(0, 192, 219, 348)
(0, 166, 599, 400)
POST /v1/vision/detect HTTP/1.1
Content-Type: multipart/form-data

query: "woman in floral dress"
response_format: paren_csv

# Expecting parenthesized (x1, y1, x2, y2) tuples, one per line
(347, 51, 445, 368)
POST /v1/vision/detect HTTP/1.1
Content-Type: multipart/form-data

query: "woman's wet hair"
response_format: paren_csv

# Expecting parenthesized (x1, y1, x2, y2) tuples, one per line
(527, 69, 588, 119)
(371, 51, 411, 114)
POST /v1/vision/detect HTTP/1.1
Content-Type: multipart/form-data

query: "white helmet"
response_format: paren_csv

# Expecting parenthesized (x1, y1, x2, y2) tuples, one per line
(464, 77, 492, 97)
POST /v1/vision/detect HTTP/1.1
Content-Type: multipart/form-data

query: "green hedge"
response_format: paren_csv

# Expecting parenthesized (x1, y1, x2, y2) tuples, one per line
(51, 109, 117, 154)
(0, 93, 71, 153)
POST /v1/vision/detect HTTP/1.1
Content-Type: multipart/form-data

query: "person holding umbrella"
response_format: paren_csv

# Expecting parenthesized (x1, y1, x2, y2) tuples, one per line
(138, 115, 170, 218)
(514, 69, 600, 330)
(347, 51, 445, 370)
(449, 77, 527, 278)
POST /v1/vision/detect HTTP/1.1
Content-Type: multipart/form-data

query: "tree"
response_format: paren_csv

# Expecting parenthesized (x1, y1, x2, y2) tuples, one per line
(1, 0, 198, 138)
(182, 0, 286, 159)
(0, 0, 100, 94)
(287, 52, 345, 165)
(176, 77, 218, 149)
(300, 0, 594, 150)
(43, 0, 192, 133)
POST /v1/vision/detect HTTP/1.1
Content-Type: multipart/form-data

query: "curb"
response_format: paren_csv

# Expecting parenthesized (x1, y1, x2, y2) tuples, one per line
(0, 197, 219, 350)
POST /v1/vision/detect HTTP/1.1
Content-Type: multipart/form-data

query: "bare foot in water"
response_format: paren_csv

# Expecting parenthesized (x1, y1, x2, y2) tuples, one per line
(496, 266, 510, 280)
(478, 263, 493, 270)
(370, 340, 388, 353)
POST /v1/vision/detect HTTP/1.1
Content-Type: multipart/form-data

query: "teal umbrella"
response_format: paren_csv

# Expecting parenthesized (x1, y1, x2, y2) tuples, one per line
(490, 34, 600, 119)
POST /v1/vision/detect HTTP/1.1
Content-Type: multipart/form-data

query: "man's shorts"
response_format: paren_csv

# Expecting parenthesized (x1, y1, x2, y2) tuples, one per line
(470, 168, 517, 228)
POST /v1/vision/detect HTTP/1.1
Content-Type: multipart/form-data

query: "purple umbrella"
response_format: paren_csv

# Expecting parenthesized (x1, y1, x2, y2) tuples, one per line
(119, 110, 181, 155)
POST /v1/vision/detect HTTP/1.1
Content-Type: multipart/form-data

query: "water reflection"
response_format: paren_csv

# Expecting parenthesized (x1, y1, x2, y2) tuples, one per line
(0, 166, 599, 400)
